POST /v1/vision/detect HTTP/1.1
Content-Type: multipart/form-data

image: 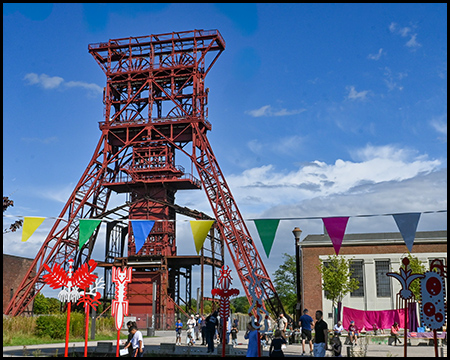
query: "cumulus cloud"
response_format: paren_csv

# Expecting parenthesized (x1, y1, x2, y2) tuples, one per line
(346, 86, 370, 101)
(222, 144, 442, 215)
(24, 72, 102, 96)
(246, 105, 306, 117)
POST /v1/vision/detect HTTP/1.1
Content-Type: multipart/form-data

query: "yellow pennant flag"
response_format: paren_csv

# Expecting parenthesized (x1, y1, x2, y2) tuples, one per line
(21, 217, 45, 242)
(190, 220, 215, 255)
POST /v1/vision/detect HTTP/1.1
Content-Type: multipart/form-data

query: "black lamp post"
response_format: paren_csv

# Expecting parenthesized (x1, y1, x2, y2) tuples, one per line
(292, 227, 303, 326)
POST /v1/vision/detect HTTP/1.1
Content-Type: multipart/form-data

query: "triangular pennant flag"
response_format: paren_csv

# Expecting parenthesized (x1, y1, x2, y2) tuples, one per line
(21, 217, 45, 242)
(322, 217, 349, 255)
(79, 219, 102, 249)
(392, 213, 421, 252)
(190, 220, 215, 255)
(254, 219, 280, 258)
(130, 220, 155, 254)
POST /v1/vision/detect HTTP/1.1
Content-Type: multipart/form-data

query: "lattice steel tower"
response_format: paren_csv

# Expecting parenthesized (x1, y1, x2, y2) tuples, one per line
(6, 30, 286, 320)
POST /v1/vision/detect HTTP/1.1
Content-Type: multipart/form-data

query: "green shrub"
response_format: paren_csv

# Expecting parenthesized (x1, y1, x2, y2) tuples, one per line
(35, 315, 66, 339)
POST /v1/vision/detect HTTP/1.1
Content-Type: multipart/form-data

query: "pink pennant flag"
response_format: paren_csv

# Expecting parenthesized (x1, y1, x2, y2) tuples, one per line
(322, 217, 349, 255)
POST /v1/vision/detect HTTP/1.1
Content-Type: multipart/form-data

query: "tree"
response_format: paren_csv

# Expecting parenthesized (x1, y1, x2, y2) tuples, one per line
(231, 296, 250, 314)
(272, 253, 297, 317)
(3, 196, 23, 234)
(400, 253, 426, 301)
(317, 255, 359, 322)
(33, 293, 50, 314)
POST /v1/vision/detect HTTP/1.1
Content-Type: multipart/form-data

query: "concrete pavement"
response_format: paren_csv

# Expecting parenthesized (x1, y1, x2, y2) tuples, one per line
(3, 330, 446, 357)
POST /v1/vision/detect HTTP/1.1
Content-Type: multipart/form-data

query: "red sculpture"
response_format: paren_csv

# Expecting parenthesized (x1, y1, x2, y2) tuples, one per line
(212, 266, 240, 357)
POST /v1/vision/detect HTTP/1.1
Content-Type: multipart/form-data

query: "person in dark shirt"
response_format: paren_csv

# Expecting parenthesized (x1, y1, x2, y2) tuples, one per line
(313, 310, 328, 357)
(299, 308, 314, 356)
(331, 333, 342, 357)
(269, 329, 287, 357)
(205, 310, 218, 353)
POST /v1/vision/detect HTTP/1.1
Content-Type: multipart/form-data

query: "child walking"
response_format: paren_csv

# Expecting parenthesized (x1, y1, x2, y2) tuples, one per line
(231, 324, 239, 347)
(269, 329, 287, 357)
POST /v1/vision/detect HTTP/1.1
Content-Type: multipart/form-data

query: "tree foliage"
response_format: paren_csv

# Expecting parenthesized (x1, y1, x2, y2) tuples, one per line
(231, 296, 251, 314)
(3, 196, 23, 234)
(272, 253, 297, 316)
(317, 255, 359, 308)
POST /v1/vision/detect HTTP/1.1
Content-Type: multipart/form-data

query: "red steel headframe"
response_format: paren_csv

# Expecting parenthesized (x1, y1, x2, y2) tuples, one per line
(5, 29, 287, 318)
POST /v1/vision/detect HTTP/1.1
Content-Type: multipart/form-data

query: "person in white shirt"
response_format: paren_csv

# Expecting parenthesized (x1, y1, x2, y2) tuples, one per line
(124, 325, 144, 357)
(187, 314, 196, 345)
(333, 321, 344, 335)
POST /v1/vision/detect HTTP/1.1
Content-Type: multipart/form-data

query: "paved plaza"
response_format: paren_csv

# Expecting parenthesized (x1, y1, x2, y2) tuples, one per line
(3, 329, 446, 357)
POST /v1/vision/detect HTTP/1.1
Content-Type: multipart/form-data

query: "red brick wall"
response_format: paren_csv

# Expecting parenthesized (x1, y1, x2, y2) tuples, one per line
(301, 242, 447, 315)
(3, 254, 36, 314)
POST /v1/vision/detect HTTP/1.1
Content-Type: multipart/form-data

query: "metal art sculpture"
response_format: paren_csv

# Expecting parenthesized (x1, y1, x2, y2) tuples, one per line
(387, 257, 425, 358)
(247, 268, 270, 357)
(43, 259, 98, 357)
(212, 266, 239, 357)
(77, 274, 105, 357)
(111, 266, 133, 357)
(421, 259, 447, 357)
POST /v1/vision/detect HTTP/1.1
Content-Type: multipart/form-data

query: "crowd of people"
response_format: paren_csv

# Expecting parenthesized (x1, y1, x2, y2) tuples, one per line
(120, 310, 406, 357)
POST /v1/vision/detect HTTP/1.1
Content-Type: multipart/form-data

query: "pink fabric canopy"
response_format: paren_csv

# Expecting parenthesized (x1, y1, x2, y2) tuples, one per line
(343, 306, 406, 330)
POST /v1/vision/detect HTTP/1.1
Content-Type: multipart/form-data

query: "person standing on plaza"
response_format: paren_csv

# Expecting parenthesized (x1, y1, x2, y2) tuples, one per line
(200, 314, 207, 345)
(175, 318, 183, 346)
(244, 321, 259, 357)
(231, 324, 239, 347)
(313, 310, 328, 358)
(194, 313, 200, 341)
(187, 314, 196, 345)
(299, 308, 314, 356)
(277, 313, 288, 340)
(205, 310, 218, 353)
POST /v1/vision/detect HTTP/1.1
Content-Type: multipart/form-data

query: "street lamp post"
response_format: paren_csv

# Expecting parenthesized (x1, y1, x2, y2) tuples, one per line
(292, 227, 303, 326)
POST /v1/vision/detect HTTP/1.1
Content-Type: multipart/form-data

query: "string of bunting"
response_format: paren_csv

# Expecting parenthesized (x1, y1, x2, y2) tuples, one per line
(4, 210, 446, 257)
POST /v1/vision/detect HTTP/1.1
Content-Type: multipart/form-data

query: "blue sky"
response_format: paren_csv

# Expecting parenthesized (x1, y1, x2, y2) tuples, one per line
(3, 4, 447, 298)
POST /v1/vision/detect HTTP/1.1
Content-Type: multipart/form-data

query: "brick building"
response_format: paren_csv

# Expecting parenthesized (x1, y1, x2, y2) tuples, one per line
(3, 254, 36, 315)
(300, 230, 447, 326)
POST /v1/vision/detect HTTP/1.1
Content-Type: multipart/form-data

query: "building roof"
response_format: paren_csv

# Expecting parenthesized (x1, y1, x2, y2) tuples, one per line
(301, 230, 447, 247)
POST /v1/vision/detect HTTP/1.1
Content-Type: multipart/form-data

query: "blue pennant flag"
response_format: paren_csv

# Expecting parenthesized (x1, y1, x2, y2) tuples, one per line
(392, 213, 421, 252)
(130, 220, 155, 254)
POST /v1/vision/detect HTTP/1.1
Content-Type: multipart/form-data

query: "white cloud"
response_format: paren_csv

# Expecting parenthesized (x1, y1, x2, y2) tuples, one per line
(223, 144, 442, 214)
(24, 73, 64, 89)
(346, 86, 369, 101)
(383, 67, 406, 91)
(405, 34, 422, 48)
(24, 72, 102, 96)
(430, 114, 447, 140)
(246, 105, 306, 117)
(389, 22, 421, 49)
(367, 48, 384, 61)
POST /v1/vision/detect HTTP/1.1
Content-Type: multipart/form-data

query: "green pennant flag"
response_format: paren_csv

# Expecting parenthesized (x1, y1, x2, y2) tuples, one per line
(254, 219, 280, 258)
(79, 219, 102, 249)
